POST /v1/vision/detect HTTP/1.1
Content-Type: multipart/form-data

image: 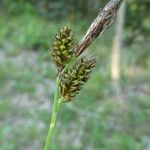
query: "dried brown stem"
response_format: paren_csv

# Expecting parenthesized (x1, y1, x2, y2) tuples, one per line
(75, 0, 123, 57)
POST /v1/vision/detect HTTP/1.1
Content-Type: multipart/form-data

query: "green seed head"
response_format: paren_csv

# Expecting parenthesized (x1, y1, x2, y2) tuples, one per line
(51, 25, 74, 70)
(60, 57, 96, 102)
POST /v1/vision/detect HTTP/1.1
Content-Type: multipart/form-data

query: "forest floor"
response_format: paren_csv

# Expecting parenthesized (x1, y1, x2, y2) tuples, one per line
(0, 42, 150, 150)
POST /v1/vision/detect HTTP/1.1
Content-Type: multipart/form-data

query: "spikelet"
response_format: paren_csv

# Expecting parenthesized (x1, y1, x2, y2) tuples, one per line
(60, 57, 96, 102)
(51, 25, 74, 70)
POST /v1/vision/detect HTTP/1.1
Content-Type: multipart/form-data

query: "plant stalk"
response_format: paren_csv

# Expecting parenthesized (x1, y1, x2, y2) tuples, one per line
(44, 78, 63, 150)
(44, 1, 123, 148)
(44, 57, 77, 150)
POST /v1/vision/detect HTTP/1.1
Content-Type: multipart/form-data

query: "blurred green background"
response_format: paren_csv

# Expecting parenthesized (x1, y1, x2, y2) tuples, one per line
(0, 0, 150, 150)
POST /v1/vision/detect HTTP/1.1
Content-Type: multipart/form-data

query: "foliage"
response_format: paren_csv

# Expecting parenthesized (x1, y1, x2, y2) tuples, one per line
(126, 0, 150, 36)
(0, 12, 57, 50)
(2, 0, 150, 37)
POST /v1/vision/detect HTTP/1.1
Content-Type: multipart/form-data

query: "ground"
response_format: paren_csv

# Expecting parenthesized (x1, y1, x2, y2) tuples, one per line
(0, 42, 150, 150)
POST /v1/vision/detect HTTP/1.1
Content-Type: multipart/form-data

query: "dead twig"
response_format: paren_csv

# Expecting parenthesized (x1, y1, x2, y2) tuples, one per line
(75, 0, 123, 57)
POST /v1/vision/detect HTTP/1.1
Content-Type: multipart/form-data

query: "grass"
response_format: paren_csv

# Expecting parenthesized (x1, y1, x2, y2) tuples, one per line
(0, 4, 150, 150)
(0, 49, 150, 150)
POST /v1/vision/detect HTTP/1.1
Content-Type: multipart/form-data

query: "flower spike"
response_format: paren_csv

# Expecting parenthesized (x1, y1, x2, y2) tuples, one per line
(60, 57, 96, 102)
(51, 25, 74, 70)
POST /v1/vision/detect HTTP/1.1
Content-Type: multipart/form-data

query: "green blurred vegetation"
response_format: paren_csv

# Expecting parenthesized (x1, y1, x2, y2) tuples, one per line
(0, 0, 150, 150)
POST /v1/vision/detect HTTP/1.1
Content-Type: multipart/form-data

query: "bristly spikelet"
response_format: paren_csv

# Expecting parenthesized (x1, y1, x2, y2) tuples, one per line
(51, 25, 74, 70)
(60, 57, 96, 102)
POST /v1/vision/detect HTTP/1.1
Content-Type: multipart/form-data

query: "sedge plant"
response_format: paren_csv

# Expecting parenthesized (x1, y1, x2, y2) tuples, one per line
(44, 0, 123, 149)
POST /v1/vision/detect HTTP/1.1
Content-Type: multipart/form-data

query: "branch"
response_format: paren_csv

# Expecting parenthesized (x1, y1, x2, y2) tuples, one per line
(75, 0, 123, 57)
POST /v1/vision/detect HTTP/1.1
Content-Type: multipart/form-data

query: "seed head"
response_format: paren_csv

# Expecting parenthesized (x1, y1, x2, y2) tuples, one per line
(51, 25, 74, 70)
(60, 57, 96, 102)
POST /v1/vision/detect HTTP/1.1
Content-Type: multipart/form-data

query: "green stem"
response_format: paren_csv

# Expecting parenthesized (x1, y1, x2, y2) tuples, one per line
(44, 57, 77, 150)
(44, 78, 62, 150)
(53, 78, 60, 112)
